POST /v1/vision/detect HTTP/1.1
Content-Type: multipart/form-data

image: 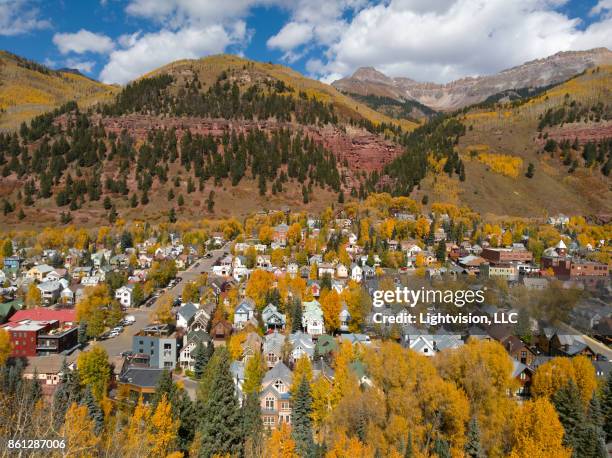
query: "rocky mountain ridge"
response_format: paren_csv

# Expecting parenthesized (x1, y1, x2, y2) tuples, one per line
(332, 48, 612, 111)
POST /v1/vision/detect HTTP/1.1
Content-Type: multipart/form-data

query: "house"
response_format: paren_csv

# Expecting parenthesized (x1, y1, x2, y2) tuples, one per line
(262, 303, 286, 331)
(502, 335, 536, 366)
(288, 331, 315, 362)
(230, 361, 245, 404)
(339, 303, 351, 332)
(257, 255, 272, 269)
(260, 362, 293, 429)
(179, 330, 211, 371)
(176, 302, 199, 329)
(132, 324, 179, 369)
(22, 354, 76, 397)
(340, 333, 371, 346)
(350, 264, 363, 282)
(234, 298, 256, 329)
(336, 264, 348, 279)
(263, 331, 286, 368)
(511, 360, 533, 397)
(272, 224, 289, 246)
(211, 320, 232, 341)
(27, 264, 54, 282)
(3, 256, 23, 275)
(241, 332, 263, 361)
(118, 366, 167, 403)
(301, 300, 325, 336)
(189, 309, 212, 332)
(2, 319, 78, 357)
(37, 280, 62, 305)
(318, 263, 335, 278)
(115, 285, 135, 308)
(287, 262, 299, 277)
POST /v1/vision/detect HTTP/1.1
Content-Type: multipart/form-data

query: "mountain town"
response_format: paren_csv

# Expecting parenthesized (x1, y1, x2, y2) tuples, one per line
(0, 192, 611, 457)
(0, 4, 611, 455)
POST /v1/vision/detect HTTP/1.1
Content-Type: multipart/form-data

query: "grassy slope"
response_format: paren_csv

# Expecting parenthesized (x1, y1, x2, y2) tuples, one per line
(0, 51, 118, 131)
(416, 66, 612, 217)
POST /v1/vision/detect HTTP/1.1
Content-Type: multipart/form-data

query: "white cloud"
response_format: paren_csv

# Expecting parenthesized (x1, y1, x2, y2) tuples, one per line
(267, 0, 366, 61)
(309, 0, 612, 83)
(53, 29, 115, 55)
(0, 0, 50, 36)
(64, 58, 96, 73)
(99, 25, 244, 84)
(590, 0, 612, 16)
(267, 22, 313, 51)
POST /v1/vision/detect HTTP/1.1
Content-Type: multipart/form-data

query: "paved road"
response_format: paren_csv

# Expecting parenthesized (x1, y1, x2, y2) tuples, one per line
(88, 244, 229, 358)
(90, 307, 150, 357)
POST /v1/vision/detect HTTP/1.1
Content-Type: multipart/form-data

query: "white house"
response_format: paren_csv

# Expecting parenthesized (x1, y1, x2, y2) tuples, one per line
(302, 300, 325, 336)
(115, 285, 135, 308)
(339, 304, 351, 332)
(350, 263, 363, 282)
(177, 302, 199, 329)
(234, 298, 255, 329)
(288, 332, 315, 362)
(336, 264, 348, 278)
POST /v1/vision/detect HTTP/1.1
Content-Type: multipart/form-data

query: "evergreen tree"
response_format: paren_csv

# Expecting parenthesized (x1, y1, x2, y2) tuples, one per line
(78, 321, 88, 345)
(108, 205, 118, 223)
(465, 417, 484, 458)
(242, 391, 263, 456)
(52, 359, 71, 429)
(130, 193, 138, 208)
(193, 341, 208, 379)
(436, 240, 446, 262)
(292, 376, 314, 457)
(103, 196, 112, 210)
(433, 438, 451, 458)
(552, 380, 590, 456)
(152, 369, 177, 409)
(199, 347, 243, 457)
(338, 190, 344, 203)
(178, 194, 185, 206)
(526, 162, 535, 178)
(602, 371, 612, 442)
(291, 298, 302, 333)
(81, 386, 104, 434)
(404, 431, 413, 458)
(168, 207, 177, 223)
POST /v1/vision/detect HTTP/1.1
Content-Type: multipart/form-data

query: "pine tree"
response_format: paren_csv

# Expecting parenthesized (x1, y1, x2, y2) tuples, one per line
(526, 162, 535, 178)
(108, 205, 118, 223)
(199, 347, 243, 457)
(292, 376, 314, 457)
(52, 359, 71, 429)
(602, 371, 612, 442)
(465, 417, 484, 458)
(130, 194, 138, 208)
(81, 386, 104, 434)
(178, 194, 185, 206)
(103, 196, 112, 210)
(291, 298, 302, 333)
(404, 431, 413, 458)
(242, 391, 263, 456)
(152, 369, 177, 410)
(193, 341, 207, 379)
(338, 190, 344, 203)
(168, 207, 177, 223)
(433, 438, 451, 458)
(436, 240, 446, 262)
(78, 321, 88, 345)
(552, 380, 589, 455)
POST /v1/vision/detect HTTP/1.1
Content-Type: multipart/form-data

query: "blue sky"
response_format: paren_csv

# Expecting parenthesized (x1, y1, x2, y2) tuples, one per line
(1, 0, 611, 85)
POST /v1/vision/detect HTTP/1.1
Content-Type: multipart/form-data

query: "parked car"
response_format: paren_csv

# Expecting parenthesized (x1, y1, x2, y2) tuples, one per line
(109, 331, 120, 338)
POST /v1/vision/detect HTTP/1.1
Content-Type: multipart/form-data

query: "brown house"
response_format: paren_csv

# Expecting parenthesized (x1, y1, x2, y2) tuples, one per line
(211, 319, 232, 341)
(502, 335, 536, 366)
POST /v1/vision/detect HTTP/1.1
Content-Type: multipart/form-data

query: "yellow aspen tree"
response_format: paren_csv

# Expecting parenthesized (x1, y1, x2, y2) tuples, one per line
(265, 423, 298, 458)
(123, 397, 152, 457)
(62, 402, 100, 458)
(148, 394, 179, 458)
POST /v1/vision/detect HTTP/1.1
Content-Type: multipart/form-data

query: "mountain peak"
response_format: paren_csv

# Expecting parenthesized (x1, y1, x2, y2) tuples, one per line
(332, 48, 612, 111)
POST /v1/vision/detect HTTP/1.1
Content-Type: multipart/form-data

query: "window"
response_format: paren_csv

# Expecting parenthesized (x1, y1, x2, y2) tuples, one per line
(281, 401, 290, 411)
(265, 396, 275, 410)
(274, 379, 285, 393)
(263, 416, 275, 427)
(164, 343, 172, 350)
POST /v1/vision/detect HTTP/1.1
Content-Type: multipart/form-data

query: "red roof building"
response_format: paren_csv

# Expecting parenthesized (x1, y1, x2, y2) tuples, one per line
(9, 308, 77, 325)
